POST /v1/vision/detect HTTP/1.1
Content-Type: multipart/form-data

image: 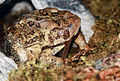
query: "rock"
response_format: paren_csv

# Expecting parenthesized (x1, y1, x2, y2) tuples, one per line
(10, 1, 33, 15)
(0, 52, 17, 81)
(31, 0, 95, 43)
(0, 0, 5, 5)
(95, 52, 120, 70)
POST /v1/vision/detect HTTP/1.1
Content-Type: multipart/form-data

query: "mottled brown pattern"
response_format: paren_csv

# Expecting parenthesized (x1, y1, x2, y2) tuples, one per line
(6, 8, 89, 65)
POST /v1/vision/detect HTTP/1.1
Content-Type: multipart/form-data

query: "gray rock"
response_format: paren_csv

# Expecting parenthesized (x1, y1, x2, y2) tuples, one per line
(10, 1, 33, 15)
(95, 52, 120, 70)
(31, 0, 95, 43)
(0, 0, 5, 5)
(0, 52, 17, 81)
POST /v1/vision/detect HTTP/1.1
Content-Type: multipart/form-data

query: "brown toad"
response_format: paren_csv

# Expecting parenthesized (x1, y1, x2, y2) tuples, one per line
(6, 8, 90, 65)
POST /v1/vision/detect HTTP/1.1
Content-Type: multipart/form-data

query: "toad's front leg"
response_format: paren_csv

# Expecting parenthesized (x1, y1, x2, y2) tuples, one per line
(75, 31, 91, 51)
(39, 48, 64, 66)
(70, 31, 92, 60)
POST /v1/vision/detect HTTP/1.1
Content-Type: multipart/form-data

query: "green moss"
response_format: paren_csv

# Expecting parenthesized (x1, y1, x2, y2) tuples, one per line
(9, 59, 55, 81)
(76, 0, 120, 67)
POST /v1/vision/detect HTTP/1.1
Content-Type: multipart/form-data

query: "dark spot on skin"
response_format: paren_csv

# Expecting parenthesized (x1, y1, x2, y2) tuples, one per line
(48, 34, 54, 43)
(28, 21, 35, 26)
(30, 30, 34, 35)
(27, 39, 33, 44)
(17, 17, 22, 22)
(42, 11, 48, 15)
(39, 33, 45, 42)
(33, 36, 39, 41)
(36, 17, 43, 20)
(19, 23, 24, 27)
(57, 33, 60, 39)
(26, 36, 39, 44)
(30, 50, 33, 54)
(24, 34, 27, 38)
(52, 12, 59, 16)
(39, 10, 43, 14)
(36, 23, 41, 28)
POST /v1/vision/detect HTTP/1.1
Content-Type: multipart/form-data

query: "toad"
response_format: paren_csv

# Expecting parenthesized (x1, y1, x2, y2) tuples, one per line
(6, 8, 90, 65)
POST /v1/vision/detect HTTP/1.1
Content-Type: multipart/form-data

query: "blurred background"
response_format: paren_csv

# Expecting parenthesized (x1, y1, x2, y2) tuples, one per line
(0, 0, 35, 19)
(0, 0, 35, 50)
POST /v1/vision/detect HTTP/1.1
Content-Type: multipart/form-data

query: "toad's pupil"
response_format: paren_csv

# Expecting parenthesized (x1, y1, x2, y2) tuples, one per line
(68, 24, 72, 28)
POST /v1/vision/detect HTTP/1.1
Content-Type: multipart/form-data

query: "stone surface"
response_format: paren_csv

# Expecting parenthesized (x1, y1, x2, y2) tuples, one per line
(95, 52, 120, 70)
(11, 1, 33, 15)
(31, 0, 95, 43)
(0, 52, 17, 81)
(0, 0, 5, 5)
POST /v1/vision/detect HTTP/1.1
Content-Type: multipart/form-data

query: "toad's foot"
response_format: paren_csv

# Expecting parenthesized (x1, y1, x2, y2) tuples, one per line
(39, 48, 64, 66)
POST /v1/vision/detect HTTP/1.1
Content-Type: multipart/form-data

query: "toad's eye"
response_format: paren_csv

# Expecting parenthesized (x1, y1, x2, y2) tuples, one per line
(63, 29, 70, 39)
(68, 24, 72, 28)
